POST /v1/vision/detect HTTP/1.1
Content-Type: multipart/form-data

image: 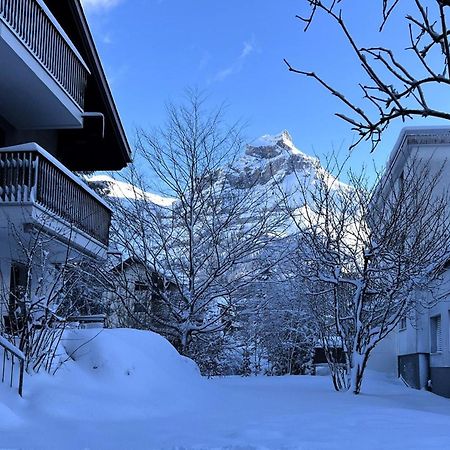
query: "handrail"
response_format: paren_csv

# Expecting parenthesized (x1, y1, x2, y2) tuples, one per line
(0, 143, 111, 210)
(0, 0, 90, 109)
(0, 335, 24, 396)
(0, 143, 111, 246)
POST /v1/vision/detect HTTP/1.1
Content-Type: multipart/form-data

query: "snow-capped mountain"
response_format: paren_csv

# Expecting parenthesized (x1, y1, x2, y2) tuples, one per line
(88, 174, 176, 207)
(225, 131, 316, 189)
(88, 131, 346, 210)
(223, 130, 346, 201)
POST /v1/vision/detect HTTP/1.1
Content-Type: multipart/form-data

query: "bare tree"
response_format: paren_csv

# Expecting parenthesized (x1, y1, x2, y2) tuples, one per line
(0, 223, 104, 375)
(286, 152, 450, 393)
(108, 92, 287, 356)
(286, 0, 450, 150)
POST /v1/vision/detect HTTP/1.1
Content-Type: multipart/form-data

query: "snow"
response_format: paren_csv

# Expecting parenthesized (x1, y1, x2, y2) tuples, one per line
(249, 130, 301, 155)
(0, 335, 25, 360)
(89, 174, 176, 207)
(0, 328, 449, 449)
(226, 130, 348, 211)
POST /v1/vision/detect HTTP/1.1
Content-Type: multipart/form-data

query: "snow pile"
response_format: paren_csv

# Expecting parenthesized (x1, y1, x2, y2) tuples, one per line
(53, 328, 202, 420)
(0, 386, 23, 428)
(0, 328, 204, 450)
(62, 328, 199, 386)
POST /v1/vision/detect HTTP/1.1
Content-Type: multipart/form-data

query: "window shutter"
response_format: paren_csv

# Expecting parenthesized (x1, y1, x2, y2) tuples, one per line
(437, 316, 442, 352)
(430, 315, 442, 353)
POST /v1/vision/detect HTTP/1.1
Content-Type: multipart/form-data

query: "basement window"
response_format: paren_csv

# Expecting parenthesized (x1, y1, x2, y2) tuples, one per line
(430, 315, 442, 353)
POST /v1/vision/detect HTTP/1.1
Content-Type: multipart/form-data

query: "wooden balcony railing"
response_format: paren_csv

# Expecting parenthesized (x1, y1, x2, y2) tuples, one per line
(0, 0, 90, 109)
(0, 144, 111, 246)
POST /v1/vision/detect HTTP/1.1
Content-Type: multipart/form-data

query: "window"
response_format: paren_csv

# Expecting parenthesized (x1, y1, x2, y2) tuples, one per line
(394, 170, 404, 194)
(9, 262, 28, 309)
(399, 316, 407, 331)
(430, 315, 442, 353)
(134, 281, 149, 292)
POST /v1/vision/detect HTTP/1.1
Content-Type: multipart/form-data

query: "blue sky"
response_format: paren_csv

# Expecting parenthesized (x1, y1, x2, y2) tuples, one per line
(82, 0, 450, 178)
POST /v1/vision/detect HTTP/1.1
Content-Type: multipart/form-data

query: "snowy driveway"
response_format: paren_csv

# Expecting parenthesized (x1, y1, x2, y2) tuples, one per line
(0, 329, 449, 449)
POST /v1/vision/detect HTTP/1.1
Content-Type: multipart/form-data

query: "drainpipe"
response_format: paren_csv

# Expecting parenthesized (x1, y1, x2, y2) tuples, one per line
(82, 112, 105, 138)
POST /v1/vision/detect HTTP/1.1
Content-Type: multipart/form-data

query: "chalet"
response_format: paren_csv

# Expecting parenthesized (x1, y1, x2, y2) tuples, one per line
(0, 0, 130, 364)
(107, 256, 177, 330)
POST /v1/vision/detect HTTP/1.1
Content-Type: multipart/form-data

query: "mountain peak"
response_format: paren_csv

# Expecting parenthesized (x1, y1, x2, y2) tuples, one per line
(251, 130, 294, 148)
(225, 131, 322, 190)
(245, 131, 300, 159)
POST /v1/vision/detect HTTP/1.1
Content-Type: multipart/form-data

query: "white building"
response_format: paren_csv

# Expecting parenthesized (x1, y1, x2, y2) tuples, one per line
(380, 127, 450, 398)
(0, 1, 130, 334)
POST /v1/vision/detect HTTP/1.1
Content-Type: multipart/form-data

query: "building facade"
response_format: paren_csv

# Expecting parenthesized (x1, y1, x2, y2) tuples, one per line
(107, 257, 178, 339)
(0, 0, 130, 333)
(380, 127, 450, 398)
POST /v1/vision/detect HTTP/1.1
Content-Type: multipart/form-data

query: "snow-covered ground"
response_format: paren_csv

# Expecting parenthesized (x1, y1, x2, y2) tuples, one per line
(0, 329, 449, 450)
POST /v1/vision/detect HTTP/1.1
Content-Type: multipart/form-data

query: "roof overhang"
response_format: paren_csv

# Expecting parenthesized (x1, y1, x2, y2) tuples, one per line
(387, 126, 450, 179)
(44, 0, 132, 171)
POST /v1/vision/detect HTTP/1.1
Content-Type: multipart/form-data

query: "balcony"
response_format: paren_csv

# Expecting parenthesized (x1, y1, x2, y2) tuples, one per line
(0, 0, 90, 129)
(0, 143, 111, 256)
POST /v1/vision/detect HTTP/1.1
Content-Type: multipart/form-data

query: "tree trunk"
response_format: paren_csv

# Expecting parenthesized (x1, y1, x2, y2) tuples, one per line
(350, 350, 371, 394)
(329, 361, 351, 392)
(179, 328, 191, 356)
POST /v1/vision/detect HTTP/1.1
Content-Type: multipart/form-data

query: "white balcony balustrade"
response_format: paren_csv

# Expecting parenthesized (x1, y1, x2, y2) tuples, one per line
(0, 143, 111, 248)
(0, 0, 90, 128)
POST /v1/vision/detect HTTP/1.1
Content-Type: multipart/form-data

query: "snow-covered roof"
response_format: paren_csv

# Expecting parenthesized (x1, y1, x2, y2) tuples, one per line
(387, 126, 450, 176)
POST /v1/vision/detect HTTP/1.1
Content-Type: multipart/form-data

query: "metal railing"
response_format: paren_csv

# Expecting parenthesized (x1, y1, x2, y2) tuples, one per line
(0, 335, 24, 397)
(0, 144, 111, 246)
(0, 0, 90, 109)
(67, 314, 106, 328)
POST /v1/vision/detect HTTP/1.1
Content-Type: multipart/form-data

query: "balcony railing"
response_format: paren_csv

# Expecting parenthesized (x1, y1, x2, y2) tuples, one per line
(0, 144, 111, 246)
(0, 0, 90, 109)
(0, 335, 24, 397)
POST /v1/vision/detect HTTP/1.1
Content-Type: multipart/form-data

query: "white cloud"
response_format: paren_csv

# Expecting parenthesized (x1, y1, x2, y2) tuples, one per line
(213, 37, 256, 82)
(241, 41, 254, 59)
(81, 0, 122, 11)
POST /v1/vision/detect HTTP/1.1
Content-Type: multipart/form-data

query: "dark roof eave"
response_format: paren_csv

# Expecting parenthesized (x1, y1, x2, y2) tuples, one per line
(71, 0, 132, 167)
